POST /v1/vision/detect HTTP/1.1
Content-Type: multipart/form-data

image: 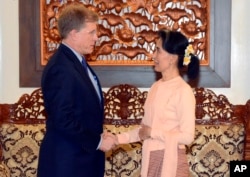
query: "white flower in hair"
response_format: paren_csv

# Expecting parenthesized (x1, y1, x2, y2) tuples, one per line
(183, 44, 194, 66)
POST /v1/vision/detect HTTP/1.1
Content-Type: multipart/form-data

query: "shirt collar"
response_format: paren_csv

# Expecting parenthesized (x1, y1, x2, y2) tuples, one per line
(62, 42, 84, 63)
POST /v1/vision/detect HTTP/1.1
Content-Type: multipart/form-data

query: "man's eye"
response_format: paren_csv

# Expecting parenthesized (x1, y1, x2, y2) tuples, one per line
(89, 30, 96, 35)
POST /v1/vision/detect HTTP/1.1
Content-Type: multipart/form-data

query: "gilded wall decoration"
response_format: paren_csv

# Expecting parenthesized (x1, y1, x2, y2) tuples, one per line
(40, 0, 210, 66)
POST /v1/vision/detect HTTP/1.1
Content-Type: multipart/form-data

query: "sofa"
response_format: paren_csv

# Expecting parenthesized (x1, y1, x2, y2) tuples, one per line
(0, 84, 250, 177)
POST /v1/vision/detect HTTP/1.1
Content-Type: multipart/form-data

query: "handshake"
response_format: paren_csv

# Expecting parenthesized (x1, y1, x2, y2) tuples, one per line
(99, 132, 118, 152)
(98, 124, 151, 152)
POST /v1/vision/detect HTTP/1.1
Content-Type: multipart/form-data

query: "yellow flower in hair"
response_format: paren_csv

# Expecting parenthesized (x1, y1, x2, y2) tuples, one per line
(183, 44, 194, 66)
(183, 56, 191, 66)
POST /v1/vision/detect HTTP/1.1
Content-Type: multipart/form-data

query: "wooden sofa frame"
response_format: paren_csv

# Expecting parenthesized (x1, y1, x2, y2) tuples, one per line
(0, 84, 250, 177)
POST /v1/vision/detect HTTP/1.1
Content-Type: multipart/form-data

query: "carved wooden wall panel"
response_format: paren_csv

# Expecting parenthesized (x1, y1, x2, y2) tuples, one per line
(40, 0, 210, 66)
(19, 0, 231, 87)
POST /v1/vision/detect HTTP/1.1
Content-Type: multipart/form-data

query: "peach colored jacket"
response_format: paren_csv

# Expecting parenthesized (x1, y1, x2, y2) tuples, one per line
(117, 76, 196, 177)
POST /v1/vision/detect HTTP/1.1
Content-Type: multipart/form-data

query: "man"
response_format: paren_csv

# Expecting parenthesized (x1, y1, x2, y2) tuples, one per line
(37, 4, 116, 177)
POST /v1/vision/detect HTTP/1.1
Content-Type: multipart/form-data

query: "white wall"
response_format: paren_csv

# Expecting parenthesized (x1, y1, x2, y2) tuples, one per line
(0, 0, 250, 105)
(221, 1, 250, 104)
(0, 0, 37, 103)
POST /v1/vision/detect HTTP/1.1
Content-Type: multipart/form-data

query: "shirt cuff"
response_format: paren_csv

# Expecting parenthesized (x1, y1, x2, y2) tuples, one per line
(97, 135, 103, 150)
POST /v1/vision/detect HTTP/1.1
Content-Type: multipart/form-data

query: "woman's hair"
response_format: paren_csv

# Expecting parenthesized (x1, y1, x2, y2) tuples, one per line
(58, 4, 99, 39)
(158, 30, 200, 79)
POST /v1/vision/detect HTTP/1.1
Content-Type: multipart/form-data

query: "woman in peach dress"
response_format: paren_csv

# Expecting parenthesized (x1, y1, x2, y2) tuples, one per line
(116, 30, 200, 177)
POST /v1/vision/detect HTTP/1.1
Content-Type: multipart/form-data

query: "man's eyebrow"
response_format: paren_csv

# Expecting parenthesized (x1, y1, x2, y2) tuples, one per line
(86, 29, 96, 33)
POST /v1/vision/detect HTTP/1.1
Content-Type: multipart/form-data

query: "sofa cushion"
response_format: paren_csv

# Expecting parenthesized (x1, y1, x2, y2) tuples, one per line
(187, 123, 245, 177)
(0, 123, 142, 177)
(104, 124, 142, 177)
(0, 123, 244, 177)
(0, 123, 45, 177)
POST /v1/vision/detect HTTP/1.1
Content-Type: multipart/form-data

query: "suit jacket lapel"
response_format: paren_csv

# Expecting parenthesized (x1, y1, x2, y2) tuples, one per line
(60, 44, 103, 106)
(87, 64, 104, 107)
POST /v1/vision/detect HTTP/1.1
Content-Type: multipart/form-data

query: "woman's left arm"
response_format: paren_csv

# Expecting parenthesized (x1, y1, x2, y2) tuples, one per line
(175, 88, 196, 145)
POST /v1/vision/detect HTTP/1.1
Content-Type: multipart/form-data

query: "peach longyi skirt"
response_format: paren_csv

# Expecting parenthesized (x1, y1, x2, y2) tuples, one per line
(147, 148, 189, 177)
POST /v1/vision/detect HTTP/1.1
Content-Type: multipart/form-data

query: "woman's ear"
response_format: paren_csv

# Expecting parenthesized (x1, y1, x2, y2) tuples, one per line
(170, 54, 178, 65)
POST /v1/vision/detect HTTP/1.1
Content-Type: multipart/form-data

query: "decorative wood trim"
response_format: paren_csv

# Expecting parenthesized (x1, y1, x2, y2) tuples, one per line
(19, 0, 231, 88)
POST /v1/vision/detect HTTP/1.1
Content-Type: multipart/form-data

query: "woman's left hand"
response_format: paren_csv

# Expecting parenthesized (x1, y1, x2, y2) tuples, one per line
(139, 124, 151, 140)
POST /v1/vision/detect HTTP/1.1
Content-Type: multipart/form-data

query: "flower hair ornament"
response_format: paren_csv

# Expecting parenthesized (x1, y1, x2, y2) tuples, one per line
(183, 44, 194, 66)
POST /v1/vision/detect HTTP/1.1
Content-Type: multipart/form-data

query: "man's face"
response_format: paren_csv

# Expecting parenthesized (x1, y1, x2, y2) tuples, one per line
(74, 22, 98, 55)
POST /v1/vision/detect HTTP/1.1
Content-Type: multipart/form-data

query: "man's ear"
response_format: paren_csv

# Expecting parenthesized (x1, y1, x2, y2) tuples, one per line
(69, 29, 78, 40)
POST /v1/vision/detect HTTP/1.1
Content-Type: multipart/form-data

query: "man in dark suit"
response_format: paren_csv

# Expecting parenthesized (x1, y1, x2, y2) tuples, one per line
(37, 4, 116, 177)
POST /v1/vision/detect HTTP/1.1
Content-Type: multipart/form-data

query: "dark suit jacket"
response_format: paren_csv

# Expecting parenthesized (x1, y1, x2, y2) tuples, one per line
(37, 44, 105, 177)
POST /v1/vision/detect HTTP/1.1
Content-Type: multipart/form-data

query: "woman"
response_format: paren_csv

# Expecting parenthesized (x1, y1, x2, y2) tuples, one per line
(116, 30, 200, 177)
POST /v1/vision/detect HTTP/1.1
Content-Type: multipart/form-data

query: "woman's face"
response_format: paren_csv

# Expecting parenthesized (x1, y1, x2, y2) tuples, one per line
(152, 38, 177, 73)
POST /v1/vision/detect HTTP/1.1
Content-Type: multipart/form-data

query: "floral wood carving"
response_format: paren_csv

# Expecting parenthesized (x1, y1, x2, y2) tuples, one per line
(0, 89, 46, 124)
(194, 87, 245, 125)
(40, 0, 210, 66)
(103, 84, 148, 126)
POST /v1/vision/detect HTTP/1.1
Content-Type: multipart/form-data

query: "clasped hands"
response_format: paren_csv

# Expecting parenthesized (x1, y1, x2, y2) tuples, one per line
(99, 131, 118, 152)
(99, 124, 151, 152)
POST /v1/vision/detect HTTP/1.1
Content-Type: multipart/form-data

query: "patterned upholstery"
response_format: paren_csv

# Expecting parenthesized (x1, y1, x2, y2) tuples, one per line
(1, 124, 244, 177)
(104, 125, 142, 177)
(187, 124, 245, 177)
(0, 124, 45, 177)
(0, 123, 143, 177)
